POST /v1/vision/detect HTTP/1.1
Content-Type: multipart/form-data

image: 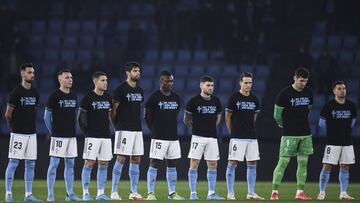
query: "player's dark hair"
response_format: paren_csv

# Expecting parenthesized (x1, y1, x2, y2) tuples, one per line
(160, 70, 172, 77)
(240, 72, 253, 82)
(200, 75, 214, 83)
(294, 67, 310, 78)
(125, 61, 141, 72)
(92, 71, 107, 80)
(19, 62, 34, 71)
(57, 69, 71, 76)
(332, 80, 345, 90)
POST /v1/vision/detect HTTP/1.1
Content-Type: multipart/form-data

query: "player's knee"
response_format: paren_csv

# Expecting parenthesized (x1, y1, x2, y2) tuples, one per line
(9, 159, 20, 167)
(339, 164, 350, 170)
(116, 155, 126, 164)
(228, 160, 238, 166)
(25, 160, 35, 169)
(65, 158, 75, 168)
(50, 157, 60, 167)
(207, 160, 218, 169)
(322, 163, 333, 171)
(190, 159, 200, 169)
(150, 159, 160, 168)
(166, 159, 177, 167)
(98, 161, 108, 167)
(131, 156, 141, 164)
(247, 160, 256, 166)
(85, 160, 95, 168)
(279, 156, 290, 166)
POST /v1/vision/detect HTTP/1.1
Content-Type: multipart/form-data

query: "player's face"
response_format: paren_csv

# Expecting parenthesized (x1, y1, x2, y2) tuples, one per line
(293, 76, 308, 90)
(21, 67, 35, 83)
(200, 81, 214, 95)
(333, 84, 346, 98)
(128, 67, 141, 82)
(94, 75, 108, 91)
(160, 75, 174, 91)
(240, 77, 253, 92)
(59, 72, 73, 88)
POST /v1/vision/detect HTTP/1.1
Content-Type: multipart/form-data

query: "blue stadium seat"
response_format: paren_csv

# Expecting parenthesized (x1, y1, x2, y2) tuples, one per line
(44, 50, 59, 63)
(346, 79, 359, 92)
(210, 50, 224, 61)
(218, 79, 233, 93)
(327, 35, 341, 50)
(313, 94, 325, 109)
(186, 78, 200, 93)
(116, 20, 130, 32)
(339, 51, 354, 64)
(350, 64, 360, 78)
(222, 64, 238, 76)
(82, 20, 97, 34)
(77, 50, 92, 63)
(189, 65, 204, 77)
(310, 35, 325, 49)
(45, 35, 61, 49)
(313, 21, 327, 34)
(62, 36, 78, 49)
(60, 49, 76, 63)
(183, 93, 195, 105)
(255, 65, 270, 78)
(30, 35, 45, 48)
(142, 64, 156, 77)
(240, 64, 253, 73)
(177, 50, 191, 63)
(173, 65, 189, 77)
(217, 93, 230, 107)
(342, 35, 358, 50)
(108, 79, 120, 91)
(144, 50, 159, 62)
(207, 65, 221, 76)
(252, 80, 266, 95)
(95, 37, 104, 49)
(40, 78, 56, 92)
(157, 64, 172, 73)
(140, 78, 154, 92)
(31, 20, 46, 34)
(79, 36, 95, 49)
(173, 79, 185, 92)
(64, 20, 80, 35)
(161, 50, 175, 63)
(48, 20, 63, 34)
(143, 3, 155, 16)
(193, 50, 208, 63)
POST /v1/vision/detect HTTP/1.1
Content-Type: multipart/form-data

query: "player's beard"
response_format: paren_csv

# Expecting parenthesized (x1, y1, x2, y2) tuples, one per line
(25, 78, 34, 84)
(131, 75, 140, 82)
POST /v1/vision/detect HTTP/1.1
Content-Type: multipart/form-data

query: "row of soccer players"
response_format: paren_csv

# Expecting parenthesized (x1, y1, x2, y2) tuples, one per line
(4, 62, 357, 201)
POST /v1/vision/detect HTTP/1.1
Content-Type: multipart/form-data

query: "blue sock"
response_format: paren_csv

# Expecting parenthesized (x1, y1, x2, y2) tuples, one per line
(247, 164, 257, 194)
(319, 169, 330, 192)
(207, 169, 217, 194)
(64, 158, 75, 196)
(339, 169, 349, 193)
(147, 167, 157, 194)
(188, 168, 198, 194)
(97, 165, 108, 193)
(25, 160, 35, 194)
(5, 159, 19, 193)
(226, 163, 236, 194)
(166, 167, 177, 194)
(129, 163, 140, 193)
(111, 161, 124, 193)
(47, 157, 60, 198)
(82, 165, 92, 193)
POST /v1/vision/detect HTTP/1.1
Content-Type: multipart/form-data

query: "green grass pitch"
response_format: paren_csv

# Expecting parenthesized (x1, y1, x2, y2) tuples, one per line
(1, 180, 359, 202)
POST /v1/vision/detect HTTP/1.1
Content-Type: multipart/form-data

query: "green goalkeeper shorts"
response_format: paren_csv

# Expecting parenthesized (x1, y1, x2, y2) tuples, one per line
(279, 135, 313, 157)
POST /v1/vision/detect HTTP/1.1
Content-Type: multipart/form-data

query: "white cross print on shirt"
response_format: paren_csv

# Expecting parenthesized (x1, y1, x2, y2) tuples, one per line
(58, 100, 64, 108)
(20, 97, 25, 106)
(290, 98, 295, 107)
(197, 106, 202, 113)
(158, 101, 163, 109)
(91, 101, 97, 110)
(126, 93, 131, 101)
(236, 101, 241, 109)
(331, 110, 336, 118)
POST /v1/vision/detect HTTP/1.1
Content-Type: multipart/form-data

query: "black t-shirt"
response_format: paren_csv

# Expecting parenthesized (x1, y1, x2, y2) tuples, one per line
(113, 81, 143, 131)
(145, 90, 180, 140)
(226, 92, 260, 139)
(276, 86, 313, 136)
(46, 89, 77, 137)
(80, 91, 112, 138)
(8, 85, 39, 134)
(320, 99, 357, 146)
(185, 95, 222, 138)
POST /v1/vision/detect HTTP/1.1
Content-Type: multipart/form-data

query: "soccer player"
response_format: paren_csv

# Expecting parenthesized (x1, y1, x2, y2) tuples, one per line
(317, 81, 357, 200)
(225, 72, 264, 200)
(78, 71, 113, 201)
(44, 69, 81, 201)
(144, 70, 185, 200)
(184, 75, 224, 200)
(110, 62, 144, 200)
(4, 63, 41, 202)
(271, 67, 314, 200)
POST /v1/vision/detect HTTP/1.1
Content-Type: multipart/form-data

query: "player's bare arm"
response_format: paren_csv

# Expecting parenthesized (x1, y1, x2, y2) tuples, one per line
(183, 112, 193, 129)
(216, 113, 221, 127)
(77, 109, 87, 134)
(5, 105, 14, 126)
(225, 111, 232, 134)
(110, 100, 119, 124)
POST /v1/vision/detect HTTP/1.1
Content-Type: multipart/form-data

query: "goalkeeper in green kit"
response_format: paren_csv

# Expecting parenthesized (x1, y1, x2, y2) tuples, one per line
(270, 67, 314, 200)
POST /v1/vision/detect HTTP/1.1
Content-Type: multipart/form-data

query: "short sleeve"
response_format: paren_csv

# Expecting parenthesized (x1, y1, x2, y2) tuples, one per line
(8, 90, 18, 108)
(226, 94, 236, 112)
(80, 95, 90, 112)
(276, 90, 287, 107)
(145, 93, 156, 111)
(113, 86, 123, 103)
(46, 93, 56, 111)
(185, 97, 195, 114)
(216, 97, 222, 114)
(320, 103, 329, 119)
